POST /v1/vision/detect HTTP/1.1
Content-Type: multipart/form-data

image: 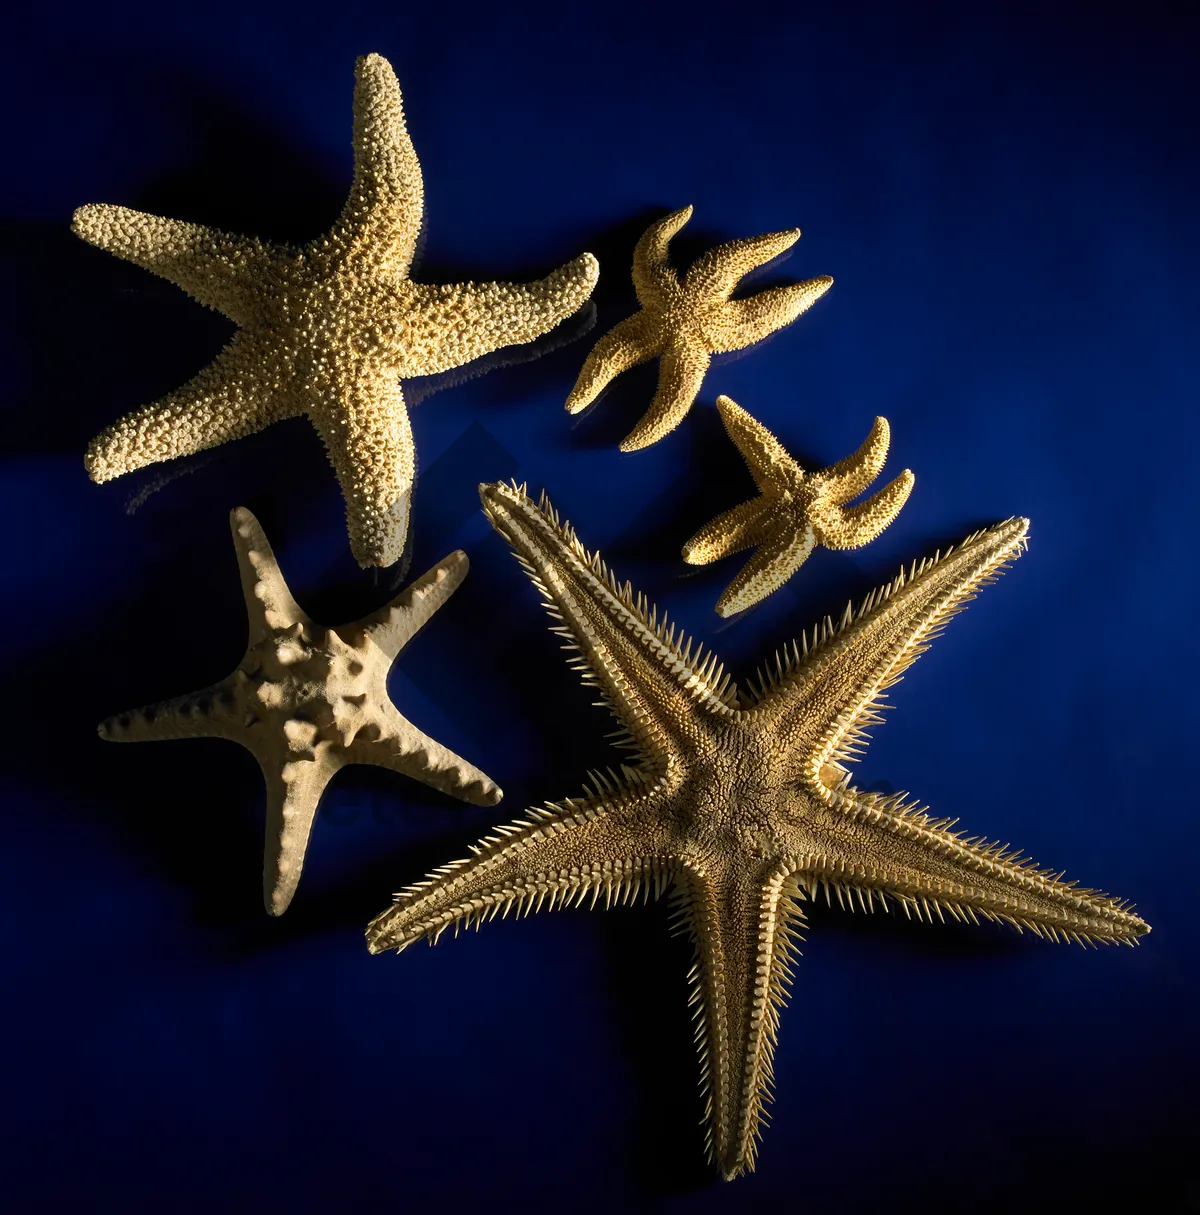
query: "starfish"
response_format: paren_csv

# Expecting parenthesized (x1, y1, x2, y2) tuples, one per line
(99, 507, 501, 916)
(564, 206, 832, 451)
(366, 481, 1149, 1180)
(74, 52, 599, 567)
(683, 396, 915, 616)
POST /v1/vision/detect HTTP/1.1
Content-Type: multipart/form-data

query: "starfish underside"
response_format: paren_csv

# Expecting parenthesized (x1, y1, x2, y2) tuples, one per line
(367, 481, 1149, 1180)
(75, 53, 599, 567)
(99, 507, 501, 915)
(565, 205, 832, 451)
(683, 396, 915, 615)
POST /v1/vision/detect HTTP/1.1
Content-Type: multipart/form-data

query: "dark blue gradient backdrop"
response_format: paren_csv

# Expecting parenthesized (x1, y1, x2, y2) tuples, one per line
(2, 3, 1196, 1212)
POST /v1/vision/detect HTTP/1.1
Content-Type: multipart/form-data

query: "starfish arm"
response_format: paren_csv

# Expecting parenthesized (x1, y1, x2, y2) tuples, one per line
(229, 507, 307, 640)
(481, 482, 739, 772)
(71, 203, 285, 326)
(817, 415, 893, 500)
(564, 311, 661, 414)
(331, 53, 424, 273)
(354, 549, 469, 657)
(97, 676, 243, 745)
(619, 337, 711, 452)
(309, 374, 414, 568)
(705, 277, 834, 354)
(84, 332, 298, 484)
(676, 863, 806, 1179)
(681, 498, 774, 566)
(713, 395, 800, 494)
(402, 254, 599, 377)
(261, 755, 339, 916)
(631, 205, 691, 305)
(683, 228, 800, 301)
(365, 785, 677, 953)
(761, 519, 1030, 761)
(713, 522, 817, 618)
(817, 469, 915, 550)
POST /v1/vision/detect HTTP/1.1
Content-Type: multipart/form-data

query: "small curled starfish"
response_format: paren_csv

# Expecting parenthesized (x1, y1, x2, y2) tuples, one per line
(683, 396, 915, 616)
(565, 206, 832, 451)
(98, 507, 501, 915)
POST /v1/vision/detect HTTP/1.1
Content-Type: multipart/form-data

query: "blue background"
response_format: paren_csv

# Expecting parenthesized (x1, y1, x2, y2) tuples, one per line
(2, 2, 1196, 1211)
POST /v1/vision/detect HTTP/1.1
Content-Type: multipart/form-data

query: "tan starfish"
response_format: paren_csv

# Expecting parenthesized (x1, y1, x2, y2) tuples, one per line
(564, 206, 832, 451)
(683, 396, 915, 616)
(74, 53, 599, 567)
(366, 481, 1148, 1180)
(99, 507, 501, 916)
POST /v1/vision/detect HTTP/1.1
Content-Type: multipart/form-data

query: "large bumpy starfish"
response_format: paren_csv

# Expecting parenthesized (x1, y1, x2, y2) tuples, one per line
(683, 396, 915, 616)
(564, 206, 832, 451)
(99, 507, 501, 915)
(367, 481, 1148, 1180)
(75, 53, 599, 567)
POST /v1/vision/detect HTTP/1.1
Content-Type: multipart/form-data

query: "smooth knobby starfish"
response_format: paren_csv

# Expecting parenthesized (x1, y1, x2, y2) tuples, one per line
(683, 396, 915, 616)
(75, 53, 599, 567)
(99, 507, 501, 915)
(564, 206, 832, 451)
(367, 481, 1148, 1180)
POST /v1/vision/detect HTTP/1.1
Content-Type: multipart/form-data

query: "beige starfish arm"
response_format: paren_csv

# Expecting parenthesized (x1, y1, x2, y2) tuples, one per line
(817, 469, 915, 550)
(763, 518, 1031, 754)
(816, 415, 894, 500)
(713, 522, 817, 618)
(331, 53, 425, 272)
(71, 203, 285, 326)
(713, 395, 800, 494)
(683, 228, 801, 300)
(84, 332, 298, 484)
(564, 311, 661, 414)
(353, 549, 469, 658)
(228, 507, 307, 639)
(704, 276, 834, 354)
(365, 786, 677, 954)
(676, 863, 806, 1180)
(310, 374, 414, 568)
(619, 337, 711, 452)
(402, 254, 599, 377)
(631, 205, 692, 304)
(481, 482, 740, 769)
(681, 498, 774, 566)
(261, 755, 338, 916)
(780, 799, 1149, 946)
(97, 675, 243, 745)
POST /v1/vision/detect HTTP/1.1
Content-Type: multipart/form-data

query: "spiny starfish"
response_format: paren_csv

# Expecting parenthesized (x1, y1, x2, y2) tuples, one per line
(99, 507, 501, 915)
(683, 396, 915, 616)
(74, 52, 599, 567)
(564, 206, 832, 451)
(367, 481, 1148, 1180)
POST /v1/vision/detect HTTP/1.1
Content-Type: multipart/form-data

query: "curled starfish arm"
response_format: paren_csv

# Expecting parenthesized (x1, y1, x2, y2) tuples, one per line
(714, 523, 818, 618)
(262, 756, 338, 916)
(819, 416, 894, 500)
(684, 228, 800, 300)
(84, 333, 298, 484)
(71, 204, 284, 326)
(229, 507, 307, 640)
(619, 337, 711, 452)
(714, 395, 799, 495)
(705, 276, 834, 353)
(631, 205, 692, 304)
(309, 375, 414, 569)
(676, 864, 806, 1180)
(564, 311, 661, 414)
(333, 53, 425, 272)
(365, 787, 676, 953)
(404, 253, 599, 377)
(681, 498, 774, 566)
(818, 469, 915, 550)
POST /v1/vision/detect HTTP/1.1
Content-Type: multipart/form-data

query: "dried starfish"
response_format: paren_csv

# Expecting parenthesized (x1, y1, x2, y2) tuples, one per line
(75, 52, 598, 567)
(564, 206, 832, 450)
(367, 481, 1148, 1180)
(683, 396, 915, 616)
(99, 507, 501, 915)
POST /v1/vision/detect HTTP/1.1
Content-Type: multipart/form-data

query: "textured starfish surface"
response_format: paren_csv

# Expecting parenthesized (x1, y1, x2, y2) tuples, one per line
(99, 507, 501, 915)
(367, 481, 1148, 1180)
(683, 396, 915, 616)
(564, 206, 832, 451)
(75, 53, 599, 567)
